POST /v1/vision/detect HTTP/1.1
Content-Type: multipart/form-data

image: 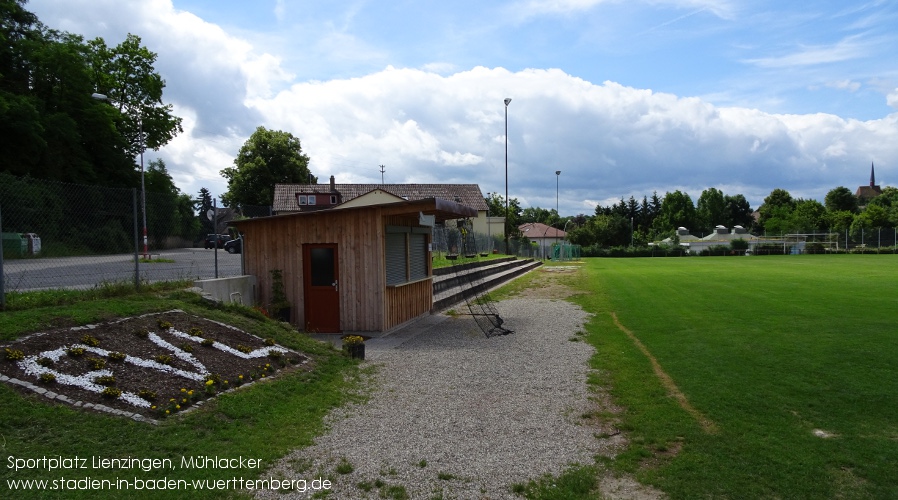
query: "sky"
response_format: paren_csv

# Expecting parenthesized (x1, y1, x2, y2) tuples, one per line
(28, 0, 898, 216)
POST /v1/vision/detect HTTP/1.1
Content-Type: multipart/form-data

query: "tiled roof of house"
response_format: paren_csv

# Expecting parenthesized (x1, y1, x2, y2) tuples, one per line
(518, 222, 567, 239)
(273, 183, 488, 212)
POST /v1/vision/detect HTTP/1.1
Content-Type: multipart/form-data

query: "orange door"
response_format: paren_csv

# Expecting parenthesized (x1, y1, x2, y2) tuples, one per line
(303, 244, 341, 332)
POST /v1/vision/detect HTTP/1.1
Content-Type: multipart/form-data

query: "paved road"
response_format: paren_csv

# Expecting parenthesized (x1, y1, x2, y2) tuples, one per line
(2, 248, 243, 291)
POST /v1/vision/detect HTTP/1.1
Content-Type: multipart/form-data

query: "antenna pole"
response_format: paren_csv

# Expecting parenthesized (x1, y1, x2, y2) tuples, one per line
(379, 164, 386, 184)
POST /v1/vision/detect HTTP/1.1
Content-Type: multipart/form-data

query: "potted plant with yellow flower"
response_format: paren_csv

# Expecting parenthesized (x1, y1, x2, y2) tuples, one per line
(342, 335, 366, 360)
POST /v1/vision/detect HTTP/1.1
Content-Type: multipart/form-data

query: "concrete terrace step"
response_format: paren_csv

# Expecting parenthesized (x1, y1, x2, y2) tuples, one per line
(432, 258, 542, 311)
(432, 258, 533, 295)
(432, 256, 517, 277)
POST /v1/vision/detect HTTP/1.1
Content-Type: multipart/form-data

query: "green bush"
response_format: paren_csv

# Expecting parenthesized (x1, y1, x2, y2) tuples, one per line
(730, 238, 749, 251)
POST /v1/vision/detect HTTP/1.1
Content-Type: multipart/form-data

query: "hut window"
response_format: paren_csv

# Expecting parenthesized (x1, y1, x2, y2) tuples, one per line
(409, 233, 427, 281)
(297, 195, 307, 205)
(385, 232, 407, 285)
(308, 195, 316, 205)
(330, 195, 337, 204)
(385, 226, 430, 285)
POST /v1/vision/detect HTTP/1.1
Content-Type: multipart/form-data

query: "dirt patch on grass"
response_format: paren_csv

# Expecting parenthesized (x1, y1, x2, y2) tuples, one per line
(512, 264, 583, 300)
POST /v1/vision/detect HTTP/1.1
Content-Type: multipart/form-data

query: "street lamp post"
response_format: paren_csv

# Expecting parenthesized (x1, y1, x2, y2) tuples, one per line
(92, 93, 147, 259)
(504, 98, 511, 255)
(555, 170, 560, 248)
(486, 192, 492, 251)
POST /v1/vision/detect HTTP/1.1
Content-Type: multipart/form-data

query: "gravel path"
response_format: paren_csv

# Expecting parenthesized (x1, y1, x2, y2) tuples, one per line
(257, 295, 624, 499)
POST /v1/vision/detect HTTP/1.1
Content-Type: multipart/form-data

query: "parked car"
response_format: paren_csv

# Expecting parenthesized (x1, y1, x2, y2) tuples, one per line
(224, 238, 242, 254)
(205, 234, 230, 249)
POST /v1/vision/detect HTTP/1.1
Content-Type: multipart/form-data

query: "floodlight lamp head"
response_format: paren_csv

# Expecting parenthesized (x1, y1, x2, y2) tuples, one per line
(91, 93, 109, 101)
(555, 170, 561, 176)
(504, 98, 512, 106)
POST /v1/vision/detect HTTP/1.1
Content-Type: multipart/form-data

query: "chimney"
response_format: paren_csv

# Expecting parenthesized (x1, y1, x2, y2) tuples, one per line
(330, 175, 336, 192)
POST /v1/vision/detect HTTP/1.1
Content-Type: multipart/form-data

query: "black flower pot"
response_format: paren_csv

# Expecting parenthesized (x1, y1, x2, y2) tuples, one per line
(344, 344, 365, 360)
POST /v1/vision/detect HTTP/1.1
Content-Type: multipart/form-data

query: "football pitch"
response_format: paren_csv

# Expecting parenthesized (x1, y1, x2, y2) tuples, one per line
(570, 255, 898, 499)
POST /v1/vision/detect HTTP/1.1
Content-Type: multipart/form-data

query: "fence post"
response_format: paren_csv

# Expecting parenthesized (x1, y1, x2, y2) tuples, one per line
(213, 198, 219, 279)
(0, 203, 5, 310)
(133, 188, 140, 290)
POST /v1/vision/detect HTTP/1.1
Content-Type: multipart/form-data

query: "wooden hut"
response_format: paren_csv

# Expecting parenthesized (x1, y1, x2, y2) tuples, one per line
(233, 197, 476, 333)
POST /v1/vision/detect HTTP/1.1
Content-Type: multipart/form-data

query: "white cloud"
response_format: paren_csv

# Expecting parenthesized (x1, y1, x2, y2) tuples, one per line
(744, 35, 870, 68)
(826, 80, 862, 92)
(24, 0, 898, 213)
(888, 88, 898, 109)
(243, 66, 898, 211)
(516, 0, 734, 19)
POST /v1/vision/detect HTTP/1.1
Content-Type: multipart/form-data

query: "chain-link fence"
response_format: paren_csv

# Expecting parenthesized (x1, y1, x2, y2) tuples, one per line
(1, 175, 245, 298)
(749, 230, 898, 255)
(431, 221, 577, 261)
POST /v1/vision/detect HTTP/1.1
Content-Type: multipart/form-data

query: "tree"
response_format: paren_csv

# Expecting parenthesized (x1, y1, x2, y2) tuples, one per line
(851, 204, 890, 243)
(791, 199, 827, 232)
(724, 194, 754, 229)
(520, 206, 558, 225)
(758, 188, 795, 231)
(87, 34, 183, 157)
(826, 210, 855, 235)
(144, 158, 194, 245)
(221, 127, 313, 209)
(824, 186, 858, 213)
(195, 187, 214, 236)
(0, 2, 181, 187)
(654, 190, 696, 235)
(696, 188, 727, 234)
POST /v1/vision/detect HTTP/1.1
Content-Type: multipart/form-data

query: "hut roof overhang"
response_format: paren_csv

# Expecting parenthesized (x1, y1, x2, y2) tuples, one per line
(233, 197, 477, 228)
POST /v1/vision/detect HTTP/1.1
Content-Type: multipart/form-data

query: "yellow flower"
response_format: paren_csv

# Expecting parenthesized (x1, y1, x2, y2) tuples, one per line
(342, 335, 365, 345)
(187, 390, 194, 395)
(170, 398, 176, 402)
(205, 379, 214, 386)
(181, 388, 187, 392)
(175, 405, 181, 410)
(238, 375, 243, 379)
(165, 410, 170, 414)
(182, 398, 188, 403)
(151, 406, 156, 410)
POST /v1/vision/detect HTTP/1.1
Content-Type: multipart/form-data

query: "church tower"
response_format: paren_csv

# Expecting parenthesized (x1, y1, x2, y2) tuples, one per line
(856, 162, 882, 200)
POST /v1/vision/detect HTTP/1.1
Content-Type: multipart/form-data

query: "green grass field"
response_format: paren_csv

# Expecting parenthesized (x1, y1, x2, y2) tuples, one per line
(570, 255, 898, 499)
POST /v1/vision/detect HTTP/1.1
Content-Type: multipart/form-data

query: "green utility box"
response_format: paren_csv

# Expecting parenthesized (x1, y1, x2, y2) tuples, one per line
(1, 232, 26, 258)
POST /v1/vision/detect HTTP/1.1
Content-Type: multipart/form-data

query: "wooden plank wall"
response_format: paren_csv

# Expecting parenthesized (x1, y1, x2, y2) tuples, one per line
(239, 209, 386, 332)
(385, 279, 433, 330)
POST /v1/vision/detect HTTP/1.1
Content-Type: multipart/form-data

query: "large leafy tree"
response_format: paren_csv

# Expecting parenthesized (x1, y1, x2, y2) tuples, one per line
(221, 127, 314, 209)
(0, 1, 181, 187)
(87, 34, 182, 158)
(758, 188, 795, 231)
(824, 186, 858, 213)
(724, 194, 754, 229)
(791, 199, 827, 232)
(696, 187, 727, 234)
(654, 190, 696, 235)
